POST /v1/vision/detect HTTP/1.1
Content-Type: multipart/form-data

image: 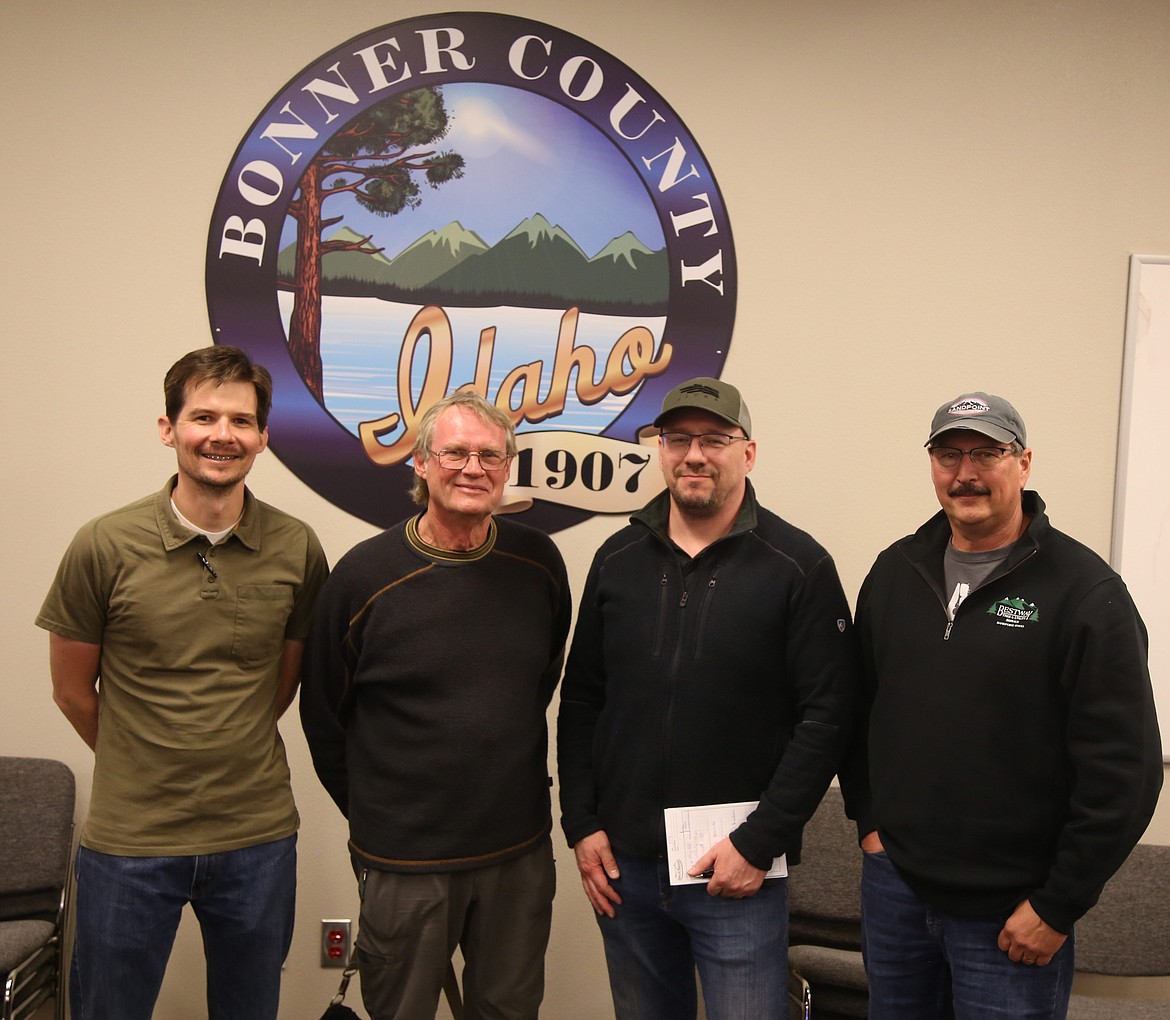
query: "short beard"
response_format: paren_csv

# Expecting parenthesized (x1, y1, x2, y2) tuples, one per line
(668, 482, 722, 518)
(191, 465, 249, 492)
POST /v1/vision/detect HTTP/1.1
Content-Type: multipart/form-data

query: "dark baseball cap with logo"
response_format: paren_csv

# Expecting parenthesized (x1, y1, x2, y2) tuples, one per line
(652, 377, 752, 437)
(926, 392, 1027, 447)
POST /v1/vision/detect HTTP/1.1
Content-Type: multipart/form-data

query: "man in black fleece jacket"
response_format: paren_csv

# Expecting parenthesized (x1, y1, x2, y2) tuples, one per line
(558, 377, 858, 1020)
(301, 390, 570, 1020)
(841, 391, 1162, 1019)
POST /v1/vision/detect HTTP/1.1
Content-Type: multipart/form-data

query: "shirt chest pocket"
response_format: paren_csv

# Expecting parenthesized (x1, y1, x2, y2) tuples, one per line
(233, 584, 294, 664)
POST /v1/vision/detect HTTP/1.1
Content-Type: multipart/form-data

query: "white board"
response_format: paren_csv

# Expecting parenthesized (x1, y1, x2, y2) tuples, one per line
(1112, 254, 1170, 761)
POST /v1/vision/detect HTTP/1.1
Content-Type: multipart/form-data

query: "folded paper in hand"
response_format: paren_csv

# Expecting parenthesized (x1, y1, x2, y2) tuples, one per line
(664, 800, 787, 886)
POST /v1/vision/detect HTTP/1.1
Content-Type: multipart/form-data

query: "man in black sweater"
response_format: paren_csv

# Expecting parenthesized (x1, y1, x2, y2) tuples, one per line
(558, 377, 858, 1020)
(842, 391, 1162, 1019)
(301, 390, 570, 1020)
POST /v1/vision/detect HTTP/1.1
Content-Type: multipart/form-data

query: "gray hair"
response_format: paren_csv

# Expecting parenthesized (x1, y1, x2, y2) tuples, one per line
(410, 390, 518, 506)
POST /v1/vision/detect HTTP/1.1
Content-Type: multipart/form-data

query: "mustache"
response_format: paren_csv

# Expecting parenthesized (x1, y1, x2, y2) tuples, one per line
(949, 482, 991, 497)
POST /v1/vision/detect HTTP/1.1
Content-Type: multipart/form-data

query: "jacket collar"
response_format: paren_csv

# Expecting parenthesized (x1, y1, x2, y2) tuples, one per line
(631, 478, 760, 547)
(902, 489, 1048, 575)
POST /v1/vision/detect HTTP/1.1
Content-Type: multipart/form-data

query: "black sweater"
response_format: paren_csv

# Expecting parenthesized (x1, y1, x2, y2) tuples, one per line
(300, 515, 571, 872)
(841, 491, 1162, 932)
(557, 482, 859, 870)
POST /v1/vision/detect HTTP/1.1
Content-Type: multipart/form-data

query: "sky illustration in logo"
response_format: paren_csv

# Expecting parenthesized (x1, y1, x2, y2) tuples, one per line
(206, 13, 736, 532)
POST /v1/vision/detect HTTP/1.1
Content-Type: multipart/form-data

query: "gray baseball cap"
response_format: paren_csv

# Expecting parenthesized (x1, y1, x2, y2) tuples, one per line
(652, 377, 752, 437)
(926, 392, 1027, 446)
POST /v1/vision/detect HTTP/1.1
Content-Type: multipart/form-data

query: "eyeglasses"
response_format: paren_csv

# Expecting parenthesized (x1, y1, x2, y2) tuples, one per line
(660, 431, 748, 453)
(928, 446, 1015, 469)
(429, 447, 512, 471)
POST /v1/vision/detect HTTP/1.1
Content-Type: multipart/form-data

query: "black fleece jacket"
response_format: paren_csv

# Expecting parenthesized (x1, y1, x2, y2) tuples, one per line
(557, 481, 859, 870)
(841, 491, 1162, 933)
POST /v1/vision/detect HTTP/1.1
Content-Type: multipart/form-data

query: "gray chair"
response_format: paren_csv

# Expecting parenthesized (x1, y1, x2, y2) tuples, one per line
(786, 786, 868, 1019)
(1067, 842, 1170, 1019)
(0, 757, 75, 1020)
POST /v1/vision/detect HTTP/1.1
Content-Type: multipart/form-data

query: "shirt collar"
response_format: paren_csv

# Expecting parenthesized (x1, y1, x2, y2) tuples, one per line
(632, 478, 760, 546)
(153, 476, 259, 551)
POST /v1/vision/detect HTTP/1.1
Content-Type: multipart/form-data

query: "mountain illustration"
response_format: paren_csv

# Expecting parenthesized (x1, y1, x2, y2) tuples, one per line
(584, 231, 668, 305)
(276, 226, 396, 286)
(277, 215, 667, 313)
(592, 231, 655, 269)
(428, 213, 593, 296)
(384, 221, 489, 289)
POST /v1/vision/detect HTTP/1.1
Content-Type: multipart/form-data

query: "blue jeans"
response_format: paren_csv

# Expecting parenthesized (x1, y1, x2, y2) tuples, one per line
(861, 850, 1074, 1020)
(595, 850, 788, 1020)
(71, 835, 297, 1020)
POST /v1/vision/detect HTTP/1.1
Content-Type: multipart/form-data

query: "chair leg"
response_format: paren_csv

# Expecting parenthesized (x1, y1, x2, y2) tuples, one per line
(54, 946, 66, 1020)
(787, 968, 812, 1020)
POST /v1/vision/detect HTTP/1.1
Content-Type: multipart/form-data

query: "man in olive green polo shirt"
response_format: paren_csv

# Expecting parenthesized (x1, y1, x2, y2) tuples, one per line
(36, 345, 328, 1020)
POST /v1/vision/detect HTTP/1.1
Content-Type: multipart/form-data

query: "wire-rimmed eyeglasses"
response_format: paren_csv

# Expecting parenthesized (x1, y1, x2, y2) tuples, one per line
(660, 431, 748, 453)
(928, 446, 1015, 470)
(428, 447, 513, 471)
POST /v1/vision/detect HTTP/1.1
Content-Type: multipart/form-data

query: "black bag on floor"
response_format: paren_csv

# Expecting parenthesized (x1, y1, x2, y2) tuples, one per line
(319, 958, 363, 1020)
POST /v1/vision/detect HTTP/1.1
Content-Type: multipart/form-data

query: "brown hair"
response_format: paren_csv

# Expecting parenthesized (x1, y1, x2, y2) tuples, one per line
(163, 346, 273, 430)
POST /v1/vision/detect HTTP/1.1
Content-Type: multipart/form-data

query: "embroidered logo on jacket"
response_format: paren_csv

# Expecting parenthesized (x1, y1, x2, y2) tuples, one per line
(986, 596, 1039, 628)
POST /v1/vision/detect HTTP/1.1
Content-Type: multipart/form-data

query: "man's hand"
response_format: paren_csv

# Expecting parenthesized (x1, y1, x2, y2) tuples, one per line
(996, 899, 1067, 966)
(860, 830, 885, 853)
(573, 830, 623, 918)
(688, 837, 766, 898)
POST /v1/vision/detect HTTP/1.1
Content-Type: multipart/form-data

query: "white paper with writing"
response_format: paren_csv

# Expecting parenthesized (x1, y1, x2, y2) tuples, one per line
(664, 800, 788, 886)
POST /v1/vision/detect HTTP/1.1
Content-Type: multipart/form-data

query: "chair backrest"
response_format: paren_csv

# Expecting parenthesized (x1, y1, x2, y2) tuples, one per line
(1074, 842, 1170, 977)
(787, 786, 863, 948)
(0, 757, 76, 919)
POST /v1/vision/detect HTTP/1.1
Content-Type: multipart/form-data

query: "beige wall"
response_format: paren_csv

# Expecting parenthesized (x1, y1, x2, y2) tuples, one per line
(4, 0, 1168, 1016)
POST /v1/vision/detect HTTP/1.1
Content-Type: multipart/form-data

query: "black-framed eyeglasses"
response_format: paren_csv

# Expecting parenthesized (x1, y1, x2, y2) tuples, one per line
(928, 446, 1015, 470)
(660, 431, 748, 453)
(428, 447, 512, 471)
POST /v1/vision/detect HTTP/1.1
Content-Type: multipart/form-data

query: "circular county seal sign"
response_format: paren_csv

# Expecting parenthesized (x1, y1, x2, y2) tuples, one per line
(206, 12, 736, 533)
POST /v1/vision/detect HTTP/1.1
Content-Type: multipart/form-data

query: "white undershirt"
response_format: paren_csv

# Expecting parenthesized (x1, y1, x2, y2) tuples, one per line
(171, 499, 239, 545)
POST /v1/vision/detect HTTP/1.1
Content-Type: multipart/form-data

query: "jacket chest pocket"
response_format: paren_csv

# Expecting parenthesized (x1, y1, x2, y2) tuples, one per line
(692, 571, 720, 658)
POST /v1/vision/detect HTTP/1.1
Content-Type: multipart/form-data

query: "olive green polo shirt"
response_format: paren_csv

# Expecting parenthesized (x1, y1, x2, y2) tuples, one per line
(36, 477, 329, 855)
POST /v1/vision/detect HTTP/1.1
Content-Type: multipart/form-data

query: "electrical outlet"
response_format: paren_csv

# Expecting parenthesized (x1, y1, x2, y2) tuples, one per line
(320, 918, 352, 968)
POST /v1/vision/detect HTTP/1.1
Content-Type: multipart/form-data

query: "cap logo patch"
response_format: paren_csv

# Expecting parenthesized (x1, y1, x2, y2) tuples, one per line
(948, 398, 991, 416)
(680, 383, 721, 398)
